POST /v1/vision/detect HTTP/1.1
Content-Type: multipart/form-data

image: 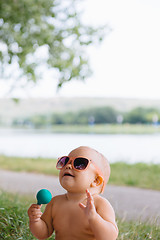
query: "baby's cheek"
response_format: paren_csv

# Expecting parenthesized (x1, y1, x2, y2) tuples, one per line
(77, 175, 92, 189)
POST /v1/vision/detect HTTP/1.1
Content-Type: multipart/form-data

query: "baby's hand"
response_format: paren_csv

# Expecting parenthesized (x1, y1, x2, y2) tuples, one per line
(79, 189, 97, 221)
(28, 204, 42, 223)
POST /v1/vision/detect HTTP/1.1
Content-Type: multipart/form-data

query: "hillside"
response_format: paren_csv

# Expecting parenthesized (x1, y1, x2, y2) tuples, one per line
(0, 97, 160, 121)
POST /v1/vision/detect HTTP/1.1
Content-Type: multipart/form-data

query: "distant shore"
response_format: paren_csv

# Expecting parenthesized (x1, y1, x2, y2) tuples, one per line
(40, 123, 160, 134)
(1, 97, 160, 120)
(1, 124, 160, 134)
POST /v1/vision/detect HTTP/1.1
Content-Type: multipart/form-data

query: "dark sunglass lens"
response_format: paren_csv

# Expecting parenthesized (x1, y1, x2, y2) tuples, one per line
(74, 158, 89, 170)
(57, 157, 69, 168)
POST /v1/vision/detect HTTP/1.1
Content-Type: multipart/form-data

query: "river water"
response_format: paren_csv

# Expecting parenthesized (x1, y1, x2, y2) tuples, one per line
(0, 129, 160, 163)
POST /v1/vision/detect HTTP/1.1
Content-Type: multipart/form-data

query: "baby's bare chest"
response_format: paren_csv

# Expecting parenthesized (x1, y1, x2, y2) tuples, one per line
(53, 202, 95, 240)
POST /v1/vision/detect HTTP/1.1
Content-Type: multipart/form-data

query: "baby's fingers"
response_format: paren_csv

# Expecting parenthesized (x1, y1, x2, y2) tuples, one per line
(32, 213, 42, 221)
(28, 204, 42, 212)
(29, 211, 42, 222)
(86, 190, 94, 204)
(79, 202, 86, 210)
(28, 204, 42, 221)
(30, 204, 42, 209)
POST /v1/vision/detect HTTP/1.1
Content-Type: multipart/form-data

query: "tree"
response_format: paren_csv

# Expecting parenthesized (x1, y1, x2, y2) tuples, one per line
(0, 0, 108, 89)
(124, 107, 147, 124)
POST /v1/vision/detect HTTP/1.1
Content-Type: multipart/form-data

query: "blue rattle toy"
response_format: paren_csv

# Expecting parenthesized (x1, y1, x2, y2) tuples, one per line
(36, 189, 52, 205)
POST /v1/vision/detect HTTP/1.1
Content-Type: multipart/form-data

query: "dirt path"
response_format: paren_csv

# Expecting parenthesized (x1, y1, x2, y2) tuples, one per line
(0, 169, 160, 224)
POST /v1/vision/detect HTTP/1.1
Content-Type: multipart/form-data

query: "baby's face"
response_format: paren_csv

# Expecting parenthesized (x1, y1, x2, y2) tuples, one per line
(58, 146, 103, 193)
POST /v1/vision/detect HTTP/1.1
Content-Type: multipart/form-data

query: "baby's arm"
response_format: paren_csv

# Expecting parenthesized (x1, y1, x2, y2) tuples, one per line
(79, 190, 118, 240)
(28, 201, 54, 240)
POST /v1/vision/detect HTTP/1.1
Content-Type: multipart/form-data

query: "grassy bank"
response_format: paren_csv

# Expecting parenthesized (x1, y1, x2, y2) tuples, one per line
(109, 162, 160, 191)
(5, 123, 160, 134)
(0, 191, 160, 239)
(0, 155, 58, 176)
(50, 124, 160, 134)
(0, 155, 160, 191)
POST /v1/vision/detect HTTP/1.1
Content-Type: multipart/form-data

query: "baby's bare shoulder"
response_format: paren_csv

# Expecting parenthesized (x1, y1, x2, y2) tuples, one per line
(94, 195, 112, 207)
(95, 195, 118, 233)
(51, 194, 67, 209)
(94, 195, 116, 219)
(51, 194, 66, 204)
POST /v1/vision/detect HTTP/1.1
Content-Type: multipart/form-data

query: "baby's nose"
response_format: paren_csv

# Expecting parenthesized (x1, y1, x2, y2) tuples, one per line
(65, 163, 72, 169)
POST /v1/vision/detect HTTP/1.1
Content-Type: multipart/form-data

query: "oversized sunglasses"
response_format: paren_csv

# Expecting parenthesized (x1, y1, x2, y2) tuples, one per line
(56, 156, 105, 193)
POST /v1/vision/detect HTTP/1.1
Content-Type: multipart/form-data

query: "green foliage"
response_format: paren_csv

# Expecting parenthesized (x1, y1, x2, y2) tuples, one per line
(11, 106, 160, 127)
(123, 107, 147, 124)
(74, 107, 117, 124)
(12, 106, 118, 127)
(123, 107, 160, 124)
(30, 115, 49, 128)
(0, 0, 106, 87)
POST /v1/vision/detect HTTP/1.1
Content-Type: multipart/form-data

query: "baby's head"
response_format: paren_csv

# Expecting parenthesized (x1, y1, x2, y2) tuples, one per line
(68, 146, 110, 193)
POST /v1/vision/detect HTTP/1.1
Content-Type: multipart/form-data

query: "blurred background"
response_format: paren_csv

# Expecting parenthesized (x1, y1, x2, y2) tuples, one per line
(0, 0, 160, 163)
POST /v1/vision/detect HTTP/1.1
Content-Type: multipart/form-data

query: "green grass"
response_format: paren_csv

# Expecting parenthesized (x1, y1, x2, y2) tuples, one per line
(11, 123, 160, 134)
(117, 218, 160, 239)
(0, 155, 160, 191)
(0, 191, 160, 239)
(0, 155, 58, 176)
(109, 162, 160, 191)
(0, 191, 55, 240)
(47, 124, 160, 134)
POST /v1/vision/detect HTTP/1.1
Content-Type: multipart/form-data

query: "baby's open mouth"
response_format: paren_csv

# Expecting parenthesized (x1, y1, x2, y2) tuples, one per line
(63, 173, 74, 177)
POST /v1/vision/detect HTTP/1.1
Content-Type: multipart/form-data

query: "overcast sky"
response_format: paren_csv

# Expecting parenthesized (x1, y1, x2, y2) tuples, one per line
(1, 0, 160, 99)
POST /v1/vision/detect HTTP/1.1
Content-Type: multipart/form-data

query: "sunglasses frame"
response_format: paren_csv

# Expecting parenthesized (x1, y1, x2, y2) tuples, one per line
(56, 156, 105, 193)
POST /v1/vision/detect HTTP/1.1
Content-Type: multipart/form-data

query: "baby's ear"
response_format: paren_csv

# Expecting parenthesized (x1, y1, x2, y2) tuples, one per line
(95, 175, 104, 186)
(91, 175, 104, 187)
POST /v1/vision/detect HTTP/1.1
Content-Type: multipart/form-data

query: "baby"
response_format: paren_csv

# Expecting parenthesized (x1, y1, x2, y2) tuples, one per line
(28, 146, 118, 240)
